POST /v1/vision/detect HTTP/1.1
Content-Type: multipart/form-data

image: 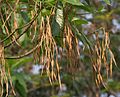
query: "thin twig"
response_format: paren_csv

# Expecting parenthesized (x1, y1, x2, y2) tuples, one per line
(1, 13, 39, 43)
(3, 13, 39, 49)
(5, 41, 41, 59)
(4, 22, 33, 48)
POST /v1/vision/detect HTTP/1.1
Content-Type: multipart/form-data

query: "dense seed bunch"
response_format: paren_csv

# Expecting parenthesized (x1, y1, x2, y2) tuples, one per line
(34, 16, 61, 86)
(91, 30, 116, 87)
(63, 24, 80, 73)
(0, 43, 15, 97)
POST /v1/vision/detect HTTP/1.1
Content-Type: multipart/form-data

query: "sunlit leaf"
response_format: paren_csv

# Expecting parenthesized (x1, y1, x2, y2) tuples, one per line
(72, 17, 88, 25)
(104, 0, 111, 5)
(56, 8, 63, 28)
(65, 0, 84, 6)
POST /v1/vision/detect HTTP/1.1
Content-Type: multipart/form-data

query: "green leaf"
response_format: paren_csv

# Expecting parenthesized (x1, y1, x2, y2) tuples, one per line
(15, 80, 27, 97)
(14, 73, 27, 97)
(65, 0, 84, 6)
(18, 33, 26, 43)
(51, 16, 60, 36)
(56, 8, 63, 28)
(98, 5, 105, 12)
(41, 9, 50, 16)
(20, 11, 30, 23)
(2, 25, 6, 34)
(45, 0, 55, 4)
(85, 0, 90, 5)
(11, 57, 32, 70)
(72, 17, 88, 25)
(78, 4, 93, 12)
(104, 0, 111, 5)
(19, 0, 28, 3)
(51, 16, 61, 46)
(17, 73, 27, 90)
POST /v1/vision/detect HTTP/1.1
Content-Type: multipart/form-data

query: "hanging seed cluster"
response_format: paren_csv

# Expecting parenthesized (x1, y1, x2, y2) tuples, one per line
(0, 43, 15, 97)
(34, 16, 61, 86)
(63, 23, 80, 73)
(91, 30, 116, 87)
